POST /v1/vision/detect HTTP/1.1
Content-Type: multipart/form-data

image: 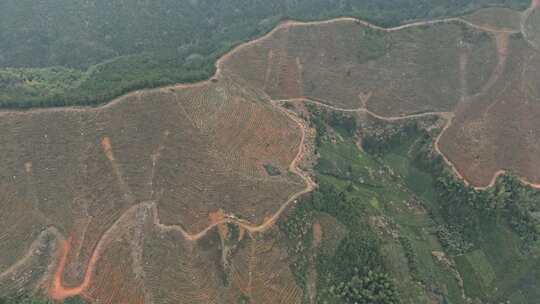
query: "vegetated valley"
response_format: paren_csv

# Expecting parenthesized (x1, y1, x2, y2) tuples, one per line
(279, 104, 540, 303)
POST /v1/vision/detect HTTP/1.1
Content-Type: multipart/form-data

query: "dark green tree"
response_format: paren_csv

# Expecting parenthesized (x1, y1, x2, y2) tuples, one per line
(332, 268, 400, 304)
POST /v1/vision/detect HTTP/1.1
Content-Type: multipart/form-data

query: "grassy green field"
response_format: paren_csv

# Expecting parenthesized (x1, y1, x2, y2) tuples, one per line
(280, 108, 540, 303)
(0, 0, 530, 108)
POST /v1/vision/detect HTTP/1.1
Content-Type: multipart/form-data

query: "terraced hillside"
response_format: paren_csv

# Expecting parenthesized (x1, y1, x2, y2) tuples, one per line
(1, 1, 540, 304)
(223, 1, 540, 187)
(0, 74, 307, 303)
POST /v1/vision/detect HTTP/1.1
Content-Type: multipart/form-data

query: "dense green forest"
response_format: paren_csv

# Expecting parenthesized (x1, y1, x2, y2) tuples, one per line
(0, 0, 529, 108)
(279, 106, 540, 303)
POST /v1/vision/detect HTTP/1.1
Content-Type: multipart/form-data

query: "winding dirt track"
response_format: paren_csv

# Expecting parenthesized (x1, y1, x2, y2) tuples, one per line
(46, 101, 315, 301)
(2, 1, 540, 301)
(522, 0, 540, 49)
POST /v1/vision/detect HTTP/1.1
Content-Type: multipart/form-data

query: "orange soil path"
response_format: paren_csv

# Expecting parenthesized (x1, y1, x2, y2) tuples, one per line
(49, 238, 91, 300)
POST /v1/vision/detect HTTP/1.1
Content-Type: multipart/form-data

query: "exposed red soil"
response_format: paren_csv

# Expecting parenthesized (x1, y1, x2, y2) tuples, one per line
(521, 0, 540, 49)
(312, 222, 322, 248)
(100, 137, 114, 162)
(49, 238, 90, 300)
(209, 209, 228, 241)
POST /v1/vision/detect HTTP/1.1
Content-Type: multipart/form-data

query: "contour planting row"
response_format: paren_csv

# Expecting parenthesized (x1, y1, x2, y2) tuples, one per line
(0, 75, 304, 301)
(221, 14, 540, 186)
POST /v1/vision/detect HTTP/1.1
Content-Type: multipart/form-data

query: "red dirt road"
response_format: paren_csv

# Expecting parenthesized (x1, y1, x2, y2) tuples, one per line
(49, 238, 91, 300)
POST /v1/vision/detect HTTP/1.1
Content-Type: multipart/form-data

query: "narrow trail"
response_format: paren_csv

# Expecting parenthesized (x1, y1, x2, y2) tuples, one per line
(3, 3, 539, 300)
(475, 170, 540, 190)
(282, 16, 519, 34)
(0, 227, 62, 282)
(521, 0, 540, 49)
(479, 33, 510, 100)
(277, 97, 453, 121)
(49, 239, 88, 300)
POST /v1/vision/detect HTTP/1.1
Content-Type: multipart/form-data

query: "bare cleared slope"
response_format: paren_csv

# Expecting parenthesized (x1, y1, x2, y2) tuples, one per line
(222, 9, 540, 187)
(439, 34, 540, 187)
(223, 19, 496, 114)
(0, 74, 304, 302)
